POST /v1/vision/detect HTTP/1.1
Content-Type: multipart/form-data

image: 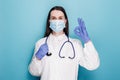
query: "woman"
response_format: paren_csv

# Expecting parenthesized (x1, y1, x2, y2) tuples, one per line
(28, 6, 100, 80)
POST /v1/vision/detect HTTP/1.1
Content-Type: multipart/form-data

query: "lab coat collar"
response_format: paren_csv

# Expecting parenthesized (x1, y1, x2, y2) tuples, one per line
(49, 33, 67, 41)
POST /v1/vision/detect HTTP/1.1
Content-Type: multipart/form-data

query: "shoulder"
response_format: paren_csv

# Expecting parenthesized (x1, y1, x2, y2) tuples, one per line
(35, 37, 47, 46)
(69, 37, 82, 45)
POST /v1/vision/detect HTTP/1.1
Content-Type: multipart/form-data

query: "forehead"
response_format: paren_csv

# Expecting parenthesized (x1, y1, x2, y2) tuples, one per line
(50, 10, 64, 17)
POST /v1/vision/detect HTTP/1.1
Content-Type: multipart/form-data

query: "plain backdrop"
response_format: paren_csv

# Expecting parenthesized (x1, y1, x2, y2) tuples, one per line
(0, 0, 120, 80)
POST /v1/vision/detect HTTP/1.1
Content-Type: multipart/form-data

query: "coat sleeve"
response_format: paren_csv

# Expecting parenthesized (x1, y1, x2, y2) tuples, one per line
(77, 40, 100, 70)
(28, 41, 43, 76)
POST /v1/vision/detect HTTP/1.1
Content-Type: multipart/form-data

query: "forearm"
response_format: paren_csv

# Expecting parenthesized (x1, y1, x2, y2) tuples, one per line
(81, 41, 100, 70)
(28, 57, 43, 76)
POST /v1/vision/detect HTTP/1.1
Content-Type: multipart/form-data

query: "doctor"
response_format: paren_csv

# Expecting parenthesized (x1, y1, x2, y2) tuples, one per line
(28, 6, 100, 80)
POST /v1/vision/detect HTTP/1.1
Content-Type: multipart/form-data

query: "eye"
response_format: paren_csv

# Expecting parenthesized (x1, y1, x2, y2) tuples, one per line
(59, 16, 64, 20)
(59, 17, 63, 20)
(52, 17, 56, 20)
(50, 16, 56, 20)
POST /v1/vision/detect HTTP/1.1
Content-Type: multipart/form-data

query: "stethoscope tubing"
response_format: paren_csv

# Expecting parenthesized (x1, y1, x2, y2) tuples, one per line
(45, 35, 75, 59)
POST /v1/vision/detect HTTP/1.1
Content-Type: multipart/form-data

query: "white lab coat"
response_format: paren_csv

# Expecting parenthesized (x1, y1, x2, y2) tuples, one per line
(28, 33, 100, 80)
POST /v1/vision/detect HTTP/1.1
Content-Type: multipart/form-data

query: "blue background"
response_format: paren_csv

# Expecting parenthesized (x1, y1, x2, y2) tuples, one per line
(0, 0, 120, 80)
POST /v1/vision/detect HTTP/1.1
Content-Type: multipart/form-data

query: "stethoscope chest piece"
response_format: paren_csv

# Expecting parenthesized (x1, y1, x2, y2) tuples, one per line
(46, 52, 52, 56)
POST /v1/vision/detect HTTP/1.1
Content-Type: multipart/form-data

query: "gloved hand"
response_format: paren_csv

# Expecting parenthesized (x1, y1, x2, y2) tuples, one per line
(74, 18, 90, 43)
(35, 43, 48, 60)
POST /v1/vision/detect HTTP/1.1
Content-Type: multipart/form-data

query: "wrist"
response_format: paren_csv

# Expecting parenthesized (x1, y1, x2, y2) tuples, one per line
(83, 37, 90, 43)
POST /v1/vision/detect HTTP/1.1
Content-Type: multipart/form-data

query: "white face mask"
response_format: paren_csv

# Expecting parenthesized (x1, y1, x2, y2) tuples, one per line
(49, 20, 65, 32)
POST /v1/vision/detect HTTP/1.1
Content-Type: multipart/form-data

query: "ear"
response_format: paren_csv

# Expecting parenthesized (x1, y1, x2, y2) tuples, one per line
(64, 19, 67, 24)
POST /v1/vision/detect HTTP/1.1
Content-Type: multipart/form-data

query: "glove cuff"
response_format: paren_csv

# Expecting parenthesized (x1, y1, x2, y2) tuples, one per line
(84, 37, 90, 43)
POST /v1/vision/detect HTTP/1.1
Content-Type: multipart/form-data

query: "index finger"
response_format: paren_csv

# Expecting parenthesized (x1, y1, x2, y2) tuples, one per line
(77, 18, 82, 26)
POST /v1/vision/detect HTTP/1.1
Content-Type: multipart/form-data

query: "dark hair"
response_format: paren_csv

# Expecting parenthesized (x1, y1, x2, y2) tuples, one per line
(44, 6, 69, 37)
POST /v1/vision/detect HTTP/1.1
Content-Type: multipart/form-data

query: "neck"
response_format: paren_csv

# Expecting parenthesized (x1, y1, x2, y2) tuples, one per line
(52, 31, 65, 36)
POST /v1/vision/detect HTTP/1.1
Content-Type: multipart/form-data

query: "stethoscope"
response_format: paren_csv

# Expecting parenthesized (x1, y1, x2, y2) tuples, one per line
(45, 35, 76, 59)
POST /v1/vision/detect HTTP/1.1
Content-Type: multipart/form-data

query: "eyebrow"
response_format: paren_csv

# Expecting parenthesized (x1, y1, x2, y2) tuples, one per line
(51, 16, 64, 17)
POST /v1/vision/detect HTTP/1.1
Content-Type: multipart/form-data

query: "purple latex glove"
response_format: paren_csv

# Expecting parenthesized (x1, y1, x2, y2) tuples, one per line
(74, 18, 90, 43)
(35, 43, 48, 60)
